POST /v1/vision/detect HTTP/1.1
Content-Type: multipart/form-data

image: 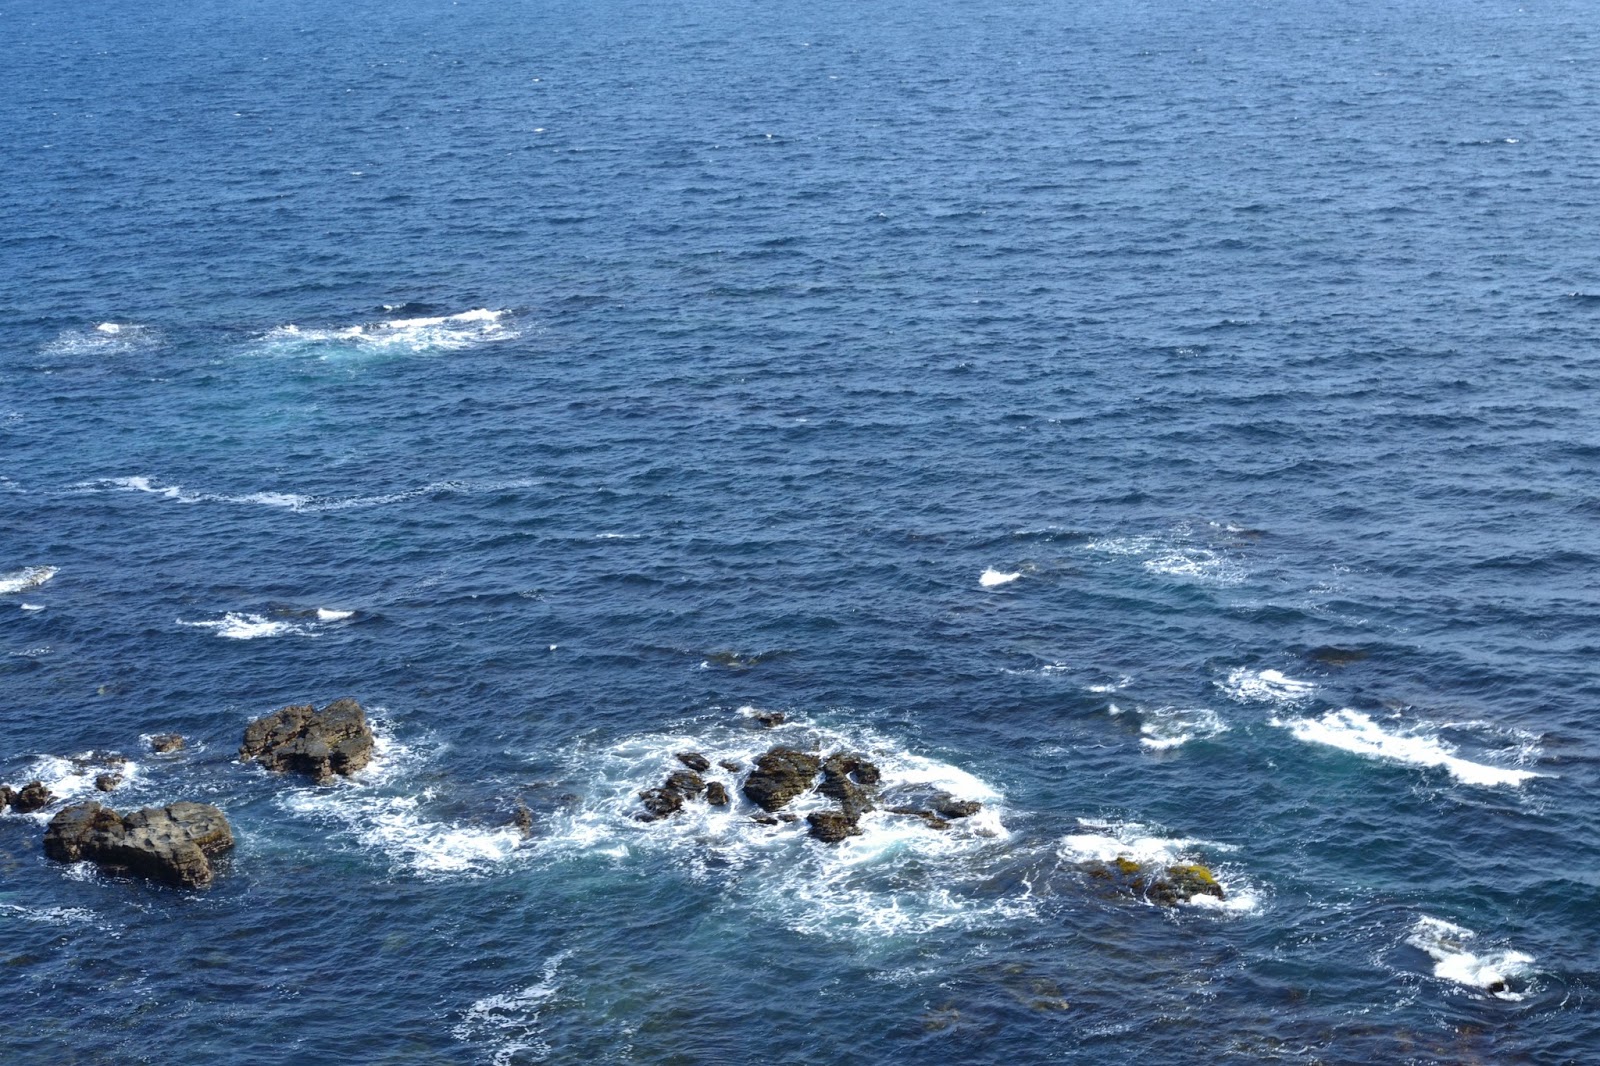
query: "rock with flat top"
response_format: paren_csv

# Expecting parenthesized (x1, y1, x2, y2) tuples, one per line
(44, 800, 234, 888)
(742, 748, 820, 812)
(239, 698, 374, 783)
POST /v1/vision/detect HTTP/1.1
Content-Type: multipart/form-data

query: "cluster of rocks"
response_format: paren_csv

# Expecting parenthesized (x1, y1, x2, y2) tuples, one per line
(1081, 856, 1225, 907)
(5, 698, 379, 891)
(636, 744, 984, 845)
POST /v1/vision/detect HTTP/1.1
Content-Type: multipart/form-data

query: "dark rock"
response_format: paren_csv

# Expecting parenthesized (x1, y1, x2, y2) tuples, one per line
(751, 710, 787, 728)
(1081, 857, 1223, 907)
(663, 770, 706, 798)
(149, 733, 186, 754)
(929, 794, 982, 820)
(1304, 646, 1369, 667)
(705, 782, 730, 806)
(13, 781, 52, 814)
(777, 813, 799, 823)
(807, 810, 863, 843)
(750, 814, 780, 826)
(512, 802, 534, 839)
(818, 753, 879, 818)
(675, 752, 711, 772)
(881, 785, 980, 823)
(718, 760, 742, 773)
(71, 751, 127, 770)
(239, 698, 375, 783)
(94, 773, 122, 793)
(0, 784, 15, 813)
(637, 787, 685, 821)
(43, 800, 234, 888)
(742, 748, 820, 811)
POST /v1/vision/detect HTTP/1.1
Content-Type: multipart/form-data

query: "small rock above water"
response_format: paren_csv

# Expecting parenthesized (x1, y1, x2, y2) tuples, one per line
(95, 773, 122, 792)
(675, 752, 711, 772)
(12, 780, 53, 814)
(149, 733, 186, 754)
(239, 698, 375, 783)
(807, 810, 864, 843)
(44, 800, 234, 888)
(742, 748, 821, 812)
(1082, 856, 1224, 907)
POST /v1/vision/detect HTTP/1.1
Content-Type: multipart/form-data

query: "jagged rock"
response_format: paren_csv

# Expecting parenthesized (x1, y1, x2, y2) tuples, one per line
(881, 785, 980, 825)
(675, 752, 711, 772)
(71, 751, 127, 770)
(705, 782, 730, 806)
(718, 760, 742, 773)
(929, 794, 981, 819)
(43, 800, 233, 888)
(512, 802, 534, 839)
(777, 813, 799, 823)
(13, 781, 52, 814)
(0, 784, 15, 813)
(751, 814, 780, 826)
(664, 770, 706, 798)
(239, 698, 374, 783)
(149, 734, 186, 754)
(818, 753, 879, 818)
(742, 748, 820, 812)
(637, 787, 685, 820)
(751, 710, 787, 728)
(95, 773, 122, 792)
(807, 810, 863, 843)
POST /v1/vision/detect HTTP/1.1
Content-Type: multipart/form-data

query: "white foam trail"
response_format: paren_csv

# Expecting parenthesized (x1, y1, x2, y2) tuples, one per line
(41, 323, 159, 356)
(316, 608, 354, 621)
(1133, 706, 1229, 751)
(1217, 667, 1316, 707)
(979, 567, 1021, 588)
(1083, 533, 1245, 586)
(0, 566, 57, 594)
(177, 612, 314, 640)
(454, 951, 572, 1065)
(20, 603, 45, 612)
(1407, 916, 1533, 998)
(275, 717, 527, 878)
(83, 475, 536, 514)
(0, 902, 116, 933)
(1277, 709, 1546, 787)
(261, 308, 516, 355)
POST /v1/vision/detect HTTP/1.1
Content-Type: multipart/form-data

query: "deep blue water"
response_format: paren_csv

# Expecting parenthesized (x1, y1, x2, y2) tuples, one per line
(4, 0, 1600, 1061)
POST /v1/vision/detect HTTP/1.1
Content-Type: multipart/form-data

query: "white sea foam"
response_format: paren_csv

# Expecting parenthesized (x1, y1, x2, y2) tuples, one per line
(275, 716, 527, 878)
(41, 323, 160, 356)
(1276, 708, 1547, 787)
(83, 474, 535, 514)
(0, 566, 58, 594)
(1406, 916, 1533, 998)
(177, 612, 315, 640)
(316, 608, 354, 621)
(1130, 705, 1229, 751)
(1083, 532, 1244, 586)
(454, 950, 572, 1064)
(4, 753, 143, 818)
(1058, 819, 1257, 914)
(0, 902, 115, 933)
(536, 714, 1024, 940)
(260, 308, 516, 355)
(1217, 667, 1316, 707)
(20, 603, 45, 612)
(979, 567, 1021, 588)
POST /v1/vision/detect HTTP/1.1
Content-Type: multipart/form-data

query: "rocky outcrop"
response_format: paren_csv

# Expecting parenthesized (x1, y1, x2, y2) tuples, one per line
(742, 748, 821, 812)
(94, 773, 122, 792)
(705, 782, 730, 806)
(12, 780, 53, 814)
(676, 752, 711, 772)
(881, 786, 981, 830)
(44, 801, 234, 888)
(149, 733, 186, 754)
(0, 784, 13, 813)
(806, 810, 863, 843)
(239, 698, 374, 783)
(1082, 857, 1224, 906)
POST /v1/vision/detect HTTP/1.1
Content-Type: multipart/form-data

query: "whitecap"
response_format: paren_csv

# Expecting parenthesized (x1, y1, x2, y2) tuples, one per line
(1132, 705, 1229, 751)
(1217, 667, 1316, 707)
(1083, 532, 1244, 586)
(177, 612, 313, 640)
(0, 566, 58, 594)
(454, 950, 572, 1064)
(258, 307, 516, 356)
(20, 603, 45, 612)
(979, 567, 1021, 588)
(0, 902, 115, 932)
(1276, 708, 1547, 787)
(40, 323, 160, 356)
(1058, 819, 1257, 913)
(1406, 916, 1533, 998)
(316, 608, 354, 621)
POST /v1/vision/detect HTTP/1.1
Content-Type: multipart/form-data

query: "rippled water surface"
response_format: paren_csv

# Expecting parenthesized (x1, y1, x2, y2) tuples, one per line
(4, 0, 1600, 1062)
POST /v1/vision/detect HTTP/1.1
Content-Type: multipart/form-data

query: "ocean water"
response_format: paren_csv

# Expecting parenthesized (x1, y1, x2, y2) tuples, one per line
(4, 0, 1599, 1061)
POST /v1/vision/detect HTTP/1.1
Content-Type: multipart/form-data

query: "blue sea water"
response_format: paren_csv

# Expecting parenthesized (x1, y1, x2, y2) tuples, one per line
(4, 0, 1600, 1060)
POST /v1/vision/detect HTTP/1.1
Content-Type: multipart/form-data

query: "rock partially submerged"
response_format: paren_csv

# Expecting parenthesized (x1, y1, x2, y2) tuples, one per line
(149, 733, 186, 754)
(44, 801, 234, 888)
(8, 780, 53, 814)
(742, 748, 821, 812)
(1083, 856, 1224, 907)
(239, 698, 375, 783)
